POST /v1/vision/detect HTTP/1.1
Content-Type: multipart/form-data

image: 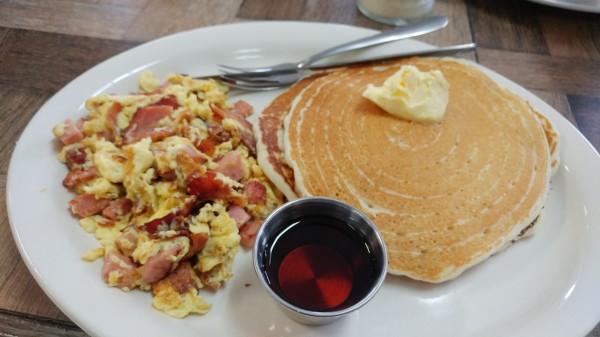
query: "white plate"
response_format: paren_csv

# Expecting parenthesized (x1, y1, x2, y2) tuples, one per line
(7, 21, 600, 337)
(526, 0, 600, 12)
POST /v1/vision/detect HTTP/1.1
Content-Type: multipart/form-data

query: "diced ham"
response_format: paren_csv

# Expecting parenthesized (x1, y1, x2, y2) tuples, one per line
(244, 180, 267, 205)
(102, 197, 133, 221)
(180, 144, 207, 165)
(65, 147, 87, 169)
(115, 227, 138, 256)
(153, 95, 179, 110)
(57, 118, 84, 145)
(63, 167, 97, 189)
(68, 193, 111, 217)
(122, 105, 175, 144)
(164, 262, 197, 294)
(215, 150, 245, 181)
(240, 220, 263, 248)
(232, 100, 254, 117)
(140, 244, 182, 285)
(187, 171, 232, 200)
(184, 233, 209, 259)
(227, 206, 251, 228)
(102, 250, 137, 290)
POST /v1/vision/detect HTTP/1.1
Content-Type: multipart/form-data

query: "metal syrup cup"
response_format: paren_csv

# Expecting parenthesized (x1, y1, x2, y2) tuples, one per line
(253, 197, 388, 325)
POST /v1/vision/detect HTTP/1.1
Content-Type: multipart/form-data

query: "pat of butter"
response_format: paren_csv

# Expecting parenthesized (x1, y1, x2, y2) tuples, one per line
(362, 65, 449, 123)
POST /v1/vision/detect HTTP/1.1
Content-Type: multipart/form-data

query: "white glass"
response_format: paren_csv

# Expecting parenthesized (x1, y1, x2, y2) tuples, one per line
(357, 0, 435, 25)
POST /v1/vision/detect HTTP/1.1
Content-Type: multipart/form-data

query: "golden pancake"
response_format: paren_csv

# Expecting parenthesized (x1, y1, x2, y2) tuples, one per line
(256, 57, 558, 282)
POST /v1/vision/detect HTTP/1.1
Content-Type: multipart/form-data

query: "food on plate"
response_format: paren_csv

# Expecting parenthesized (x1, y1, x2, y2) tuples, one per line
(255, 57, 559, 283)
(362, 65, 449, 123)
(52, 71, 283, 317)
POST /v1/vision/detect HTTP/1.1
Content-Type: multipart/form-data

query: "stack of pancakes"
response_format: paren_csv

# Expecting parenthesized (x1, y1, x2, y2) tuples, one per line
(254, 57, 559, 283)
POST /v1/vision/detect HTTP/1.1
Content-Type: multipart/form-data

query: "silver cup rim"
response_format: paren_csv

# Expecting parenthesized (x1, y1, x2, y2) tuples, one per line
(252, 196, 388, 319)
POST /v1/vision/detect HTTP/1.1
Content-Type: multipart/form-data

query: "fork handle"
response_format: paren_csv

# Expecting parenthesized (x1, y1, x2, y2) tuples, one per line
(297, 15, 448, 69)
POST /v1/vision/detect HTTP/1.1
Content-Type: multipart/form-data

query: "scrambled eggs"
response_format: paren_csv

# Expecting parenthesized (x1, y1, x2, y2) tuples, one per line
(53, 71, 283, 318)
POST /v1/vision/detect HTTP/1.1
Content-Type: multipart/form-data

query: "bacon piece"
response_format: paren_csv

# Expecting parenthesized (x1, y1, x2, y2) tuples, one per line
(141, 197, 197, 237)
(102, 250, 137, 289)
(211, 101, 253, 127)
(228, 206, 251, 228)
(122, 105, 175, 144)
(207, 122, 231, 143)
(68, 193, 111, 217)
(240, 220, 263, 248)
(140, 244, 183, 285)
(57, 118, 84, 145)
(245, 180, 267, 205)
(164, 262, 197, 294)
(211, 101, 256, 155)
(65, 147, 87, 169)
(63, 167, 97, 189)
(215, 150, 246, 181)
(157, 169, 177, 181)
(142, 213, 183, 236)
(184, 233, 209, 259)
(115, 227, 138, 256)
(196, 138, 215, 156)
(104, 102, 122, 142)
(187, 171, 232, 200)
(102, 197, 133, 221)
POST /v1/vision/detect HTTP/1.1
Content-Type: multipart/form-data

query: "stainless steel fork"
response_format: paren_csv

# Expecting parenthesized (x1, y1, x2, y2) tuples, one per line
(215, 43, 476, 90)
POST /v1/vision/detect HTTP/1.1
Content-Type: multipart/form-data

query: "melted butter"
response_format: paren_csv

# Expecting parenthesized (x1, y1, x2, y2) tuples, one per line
(362, 65, 449, 123)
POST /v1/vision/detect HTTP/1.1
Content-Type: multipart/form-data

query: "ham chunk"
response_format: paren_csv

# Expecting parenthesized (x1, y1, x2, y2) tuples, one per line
(122, 105, 175, 144)
(215, 150, 246, 181)
(68, 193, 111, 217)
(63, 167, 97, 189)
(244, 180, 267, 205)
(102, 250, 137, 290)
(140, 244, 183, 285)
(102, 197, 133, 221)
(54, 118, 84, 145)
(164, 262, 197, 294)
(240, 220, 263, 248)
(115, 227, 138, 257)
(227, 206, 251, 228)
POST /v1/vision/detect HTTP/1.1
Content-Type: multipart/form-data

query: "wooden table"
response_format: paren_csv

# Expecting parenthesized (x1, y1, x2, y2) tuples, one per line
(0, 0, 598, 336)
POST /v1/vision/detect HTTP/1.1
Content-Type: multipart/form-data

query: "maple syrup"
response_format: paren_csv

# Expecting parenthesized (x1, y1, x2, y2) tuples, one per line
(260, 216, 377, 312)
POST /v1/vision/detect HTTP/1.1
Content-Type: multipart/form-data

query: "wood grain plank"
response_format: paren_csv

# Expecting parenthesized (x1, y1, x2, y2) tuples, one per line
(418, 0, 476, 61)
(568, 94, 600, 151)
(123, 0, 244, 41)
(477, 47, 600, 97)
(466, 0, 549, 54)
(0, 0, 142, 40)
(238, 0, 380, 28)
(536, 6, 600, 60)
(0, 309, 86, 337)
(0, 28, 139, 93)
